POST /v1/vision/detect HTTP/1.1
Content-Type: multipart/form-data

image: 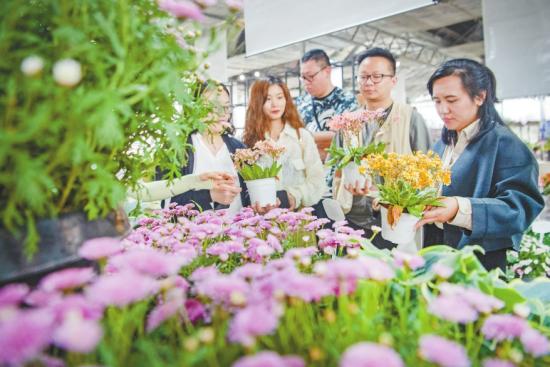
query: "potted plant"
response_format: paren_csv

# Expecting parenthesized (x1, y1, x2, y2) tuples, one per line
(233, 140, 285, 207)
(0, 0, 236, 283)
(325, 109, 386, 187)
(363, 151, 451, 251)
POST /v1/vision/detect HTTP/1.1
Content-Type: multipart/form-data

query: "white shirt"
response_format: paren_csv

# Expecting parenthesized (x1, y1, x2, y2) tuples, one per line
(439, 119, 480, 230)
(265, 124, 327, 207)
(191, 133, 242, 213)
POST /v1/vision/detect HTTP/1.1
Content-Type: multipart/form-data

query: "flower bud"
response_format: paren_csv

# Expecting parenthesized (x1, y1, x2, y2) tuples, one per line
(21, 56, 44, 76)
(53, 58, 82, 87)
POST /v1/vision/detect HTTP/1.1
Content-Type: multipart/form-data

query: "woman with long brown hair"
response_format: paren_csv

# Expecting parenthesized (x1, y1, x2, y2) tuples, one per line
(243, 76, 327, 212)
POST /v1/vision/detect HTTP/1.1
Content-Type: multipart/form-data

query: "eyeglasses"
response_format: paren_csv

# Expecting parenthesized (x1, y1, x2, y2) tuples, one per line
(356, 73, 394, 84)
(300, 66, 327, 83)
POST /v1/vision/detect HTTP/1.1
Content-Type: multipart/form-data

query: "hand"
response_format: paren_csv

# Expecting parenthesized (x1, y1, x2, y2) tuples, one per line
(252, 198, 281, 214)
(199, 172, 235, 184)
(287, 192, 296, 211)
(344, 180, 370, 196)
(210, 183, 241, 205)
(415, 197, 459, 230)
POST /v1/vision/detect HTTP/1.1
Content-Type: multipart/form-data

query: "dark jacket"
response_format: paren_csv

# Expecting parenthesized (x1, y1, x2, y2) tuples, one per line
(425, 123, 544, 253)
(159, 133, 249, 210)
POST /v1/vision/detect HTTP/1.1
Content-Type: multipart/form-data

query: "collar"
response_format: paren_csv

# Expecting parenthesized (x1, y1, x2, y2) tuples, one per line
(312, 86, 338, 102)
(458, 119, 480, 142)
(265, 123, 300, 141)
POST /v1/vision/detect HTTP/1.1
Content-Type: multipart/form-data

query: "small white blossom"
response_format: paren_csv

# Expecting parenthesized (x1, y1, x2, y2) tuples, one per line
(53, 58, 82, 87)
(21, 55, 44, 76)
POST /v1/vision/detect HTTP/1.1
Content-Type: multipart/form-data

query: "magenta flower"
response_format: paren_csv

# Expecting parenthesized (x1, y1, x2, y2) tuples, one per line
(0, 309, 54, 366)
(86, 271, 158, 307)
(520, 328, 550, 357)
(419, 334, 470, 367)
(428, 295, 478, 324)
(229, 305, 279, 346)
(79, 237, 123, 260)
(206, 240, 245, 261)
(483, 358, 516, 367)
(52, 310, 103, 353)
(482, 314, 528, 341)
(158, 0, 205, 21)
(184, 298, 207, 323)
(0, 283, 29, 307)
(39, 267, 96, 292)
(109, 248, 189, 277)
(340, 342, 404, 367)
(232, 351, 304, 367)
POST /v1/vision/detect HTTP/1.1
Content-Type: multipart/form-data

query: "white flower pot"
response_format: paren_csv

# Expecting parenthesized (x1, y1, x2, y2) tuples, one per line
(246, 177, 277, 207)
(343, 162, 367, 188)
(380, 206, 419, 253)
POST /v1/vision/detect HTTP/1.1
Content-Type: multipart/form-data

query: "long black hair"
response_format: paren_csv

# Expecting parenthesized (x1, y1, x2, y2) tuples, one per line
(427, 58, 503, 145)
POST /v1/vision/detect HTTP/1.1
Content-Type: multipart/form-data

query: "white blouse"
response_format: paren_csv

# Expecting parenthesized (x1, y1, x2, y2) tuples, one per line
(191, 133, 242, 213)
(265, 124, 327, 207)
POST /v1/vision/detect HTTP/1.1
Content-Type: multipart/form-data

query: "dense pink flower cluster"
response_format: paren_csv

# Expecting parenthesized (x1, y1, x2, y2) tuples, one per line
(327, 109, 386, 134)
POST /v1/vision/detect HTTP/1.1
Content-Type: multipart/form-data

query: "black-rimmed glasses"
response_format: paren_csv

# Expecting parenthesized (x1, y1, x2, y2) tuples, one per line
(356, 73, 394, 84)
(300, 66, 328, 83)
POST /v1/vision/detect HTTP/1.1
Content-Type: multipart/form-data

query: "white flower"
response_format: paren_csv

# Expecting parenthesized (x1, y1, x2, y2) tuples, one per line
(256, 244, 274, 257)
(513, 303, 531, 318)
(21, 55, 44, 76)
(53, 58, 82, 87)
(524, 266, 533, 275)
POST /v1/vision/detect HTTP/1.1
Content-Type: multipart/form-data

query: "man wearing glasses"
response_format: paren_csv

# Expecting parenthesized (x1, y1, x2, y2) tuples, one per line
(296, 49, 358, 162)
(334, 47, 431, 248)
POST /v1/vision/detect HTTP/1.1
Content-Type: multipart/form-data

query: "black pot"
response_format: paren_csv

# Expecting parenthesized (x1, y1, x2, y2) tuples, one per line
(0, 210, 130, 286)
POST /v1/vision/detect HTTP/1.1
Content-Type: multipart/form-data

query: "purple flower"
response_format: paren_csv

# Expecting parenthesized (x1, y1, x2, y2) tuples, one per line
(195, 273, 249, 307)
(419, 334, 470, 367)
(428, 295, 478, 324)
(461, 288, 504, 314)
(0, 283, 29, 307)
(393, 251, 425, 270)
(232, 351, 304, 367)
(225, 0, 244, 11)
(0, 309, 54, 366)
(433, 263, 454, 279)
(274, 269, 332, 302)
(52, 310, 103, 353)
(229, 305, 279, 346)
(483, 359, 516, 367)
(359, 257, 395, 281)
(79, 237, 123, 260)
(49, 294, 104, 322)
(86, 271, 158, 307)
(520, 328, 550, 357)
(206, 240, 245, 261)
(482, 314, 528, 341)
(232, 263, 265, 281)
(147, 289, 185, 332)
(109, 248, 189, 277)
(340, 342, 404, 367)
(25, 289, 62, 307)
(39, 267, 96, 292)
(158, 0, 205, 21)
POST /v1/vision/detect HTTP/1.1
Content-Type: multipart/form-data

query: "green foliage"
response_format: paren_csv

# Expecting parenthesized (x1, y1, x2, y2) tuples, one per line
(378, 181, 444, 217)
(325, 141, 385, 170)
(239, 162, 282, 181)
(0, 0, 230, 255)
